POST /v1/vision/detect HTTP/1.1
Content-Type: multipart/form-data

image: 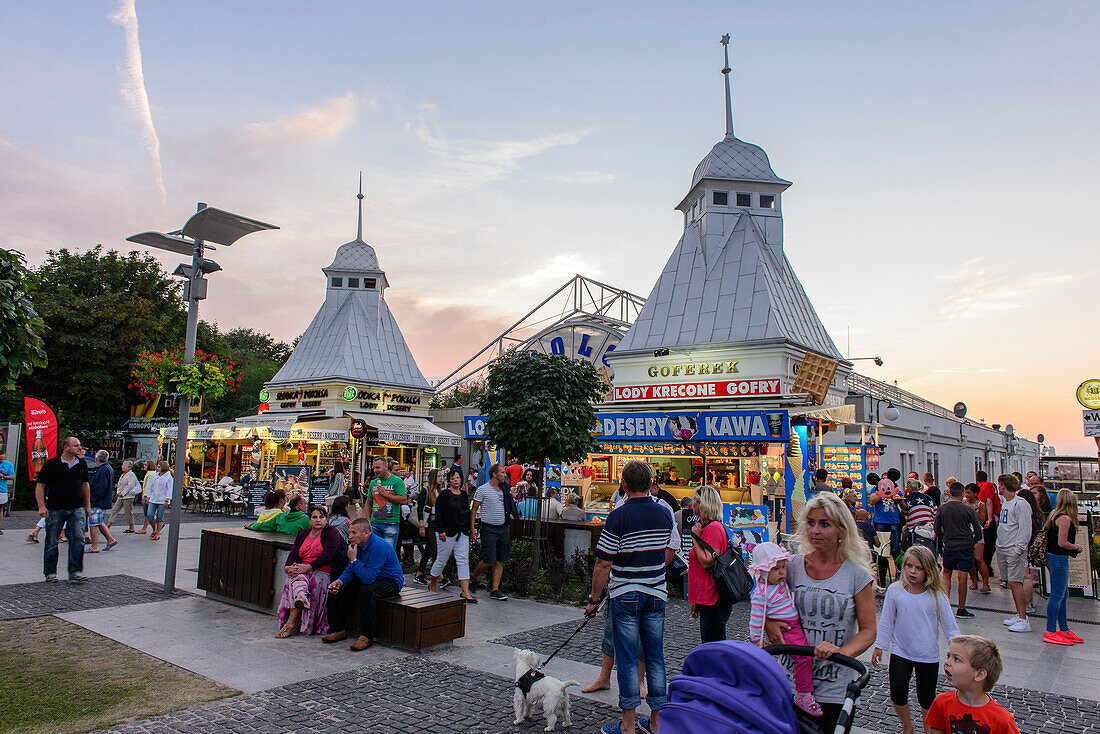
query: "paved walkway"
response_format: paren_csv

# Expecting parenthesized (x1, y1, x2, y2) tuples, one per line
(3, 512, 1100, 733)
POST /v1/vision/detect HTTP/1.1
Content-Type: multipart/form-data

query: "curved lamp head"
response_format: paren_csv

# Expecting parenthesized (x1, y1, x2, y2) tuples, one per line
(182, 207, 278, 246)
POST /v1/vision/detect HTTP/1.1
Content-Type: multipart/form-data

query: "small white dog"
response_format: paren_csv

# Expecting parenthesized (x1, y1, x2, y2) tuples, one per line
(512, 648, 581, 731)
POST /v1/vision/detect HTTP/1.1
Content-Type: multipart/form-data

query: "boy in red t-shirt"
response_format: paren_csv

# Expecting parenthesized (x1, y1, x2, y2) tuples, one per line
(927, 635, 1020, 734)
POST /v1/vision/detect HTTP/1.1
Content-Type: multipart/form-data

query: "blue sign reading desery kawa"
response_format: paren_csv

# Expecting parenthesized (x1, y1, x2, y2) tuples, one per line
(596, 410, 788, 442)
(464, 409, 789, 442)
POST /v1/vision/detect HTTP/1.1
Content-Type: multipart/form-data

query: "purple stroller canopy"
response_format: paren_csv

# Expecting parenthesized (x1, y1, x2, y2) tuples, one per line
(660, 641, 799, 734)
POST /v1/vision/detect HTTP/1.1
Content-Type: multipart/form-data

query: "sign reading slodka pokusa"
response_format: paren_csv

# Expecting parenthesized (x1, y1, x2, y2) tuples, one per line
(613, 378, 781, 401)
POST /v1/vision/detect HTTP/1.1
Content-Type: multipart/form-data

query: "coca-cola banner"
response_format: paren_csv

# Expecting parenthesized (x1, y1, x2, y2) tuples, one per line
(24, 397, 58, 481)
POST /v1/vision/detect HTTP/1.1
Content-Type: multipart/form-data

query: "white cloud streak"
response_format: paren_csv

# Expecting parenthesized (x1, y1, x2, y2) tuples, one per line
(109, 0, 166, 205)
(408, 116, 591, 187)
(247, 92, 359, 146)
(934, 257, 1084, 319)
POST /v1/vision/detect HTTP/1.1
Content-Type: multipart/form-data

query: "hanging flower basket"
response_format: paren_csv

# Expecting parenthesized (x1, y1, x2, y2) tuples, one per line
(130, 348, 242, 402)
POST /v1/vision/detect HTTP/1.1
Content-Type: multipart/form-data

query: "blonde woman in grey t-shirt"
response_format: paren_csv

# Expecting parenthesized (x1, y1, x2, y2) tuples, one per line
(765, 492, 877, 732)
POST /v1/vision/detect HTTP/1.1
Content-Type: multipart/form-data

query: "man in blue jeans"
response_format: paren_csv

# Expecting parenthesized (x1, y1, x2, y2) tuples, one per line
(367, 456, 408, 550)
(35, 436, 92, 583)
(586, 460, 675, 734)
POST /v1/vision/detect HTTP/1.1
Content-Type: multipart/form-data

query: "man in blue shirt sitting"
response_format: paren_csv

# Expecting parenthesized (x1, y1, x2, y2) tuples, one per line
(323, 517, 404, 650)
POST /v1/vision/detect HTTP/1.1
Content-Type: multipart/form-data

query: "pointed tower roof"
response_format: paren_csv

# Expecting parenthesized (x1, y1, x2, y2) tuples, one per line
(616, 36, 840, 360)
(615, 212, 840, 358)
(267, 181, 429, 390)
(687, 36, 790, 192)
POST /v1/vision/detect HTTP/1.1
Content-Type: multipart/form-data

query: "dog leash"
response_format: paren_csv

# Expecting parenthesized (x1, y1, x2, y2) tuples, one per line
(541, 596, 606, 668)
(517, 597, 606, 694)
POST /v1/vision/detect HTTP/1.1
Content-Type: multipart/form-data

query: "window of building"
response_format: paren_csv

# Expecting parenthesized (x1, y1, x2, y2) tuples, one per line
(331, 277, 342, 287)
(364, 278, 377, 289)
(347, 278, 359, 288)
(759, 194, 775, 209)
(736, 192, 751, 207)
(713, 191, 728, 206)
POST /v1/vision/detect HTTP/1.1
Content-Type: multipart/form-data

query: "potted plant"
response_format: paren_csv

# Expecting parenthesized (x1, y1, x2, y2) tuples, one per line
(130, 348, 242, 401)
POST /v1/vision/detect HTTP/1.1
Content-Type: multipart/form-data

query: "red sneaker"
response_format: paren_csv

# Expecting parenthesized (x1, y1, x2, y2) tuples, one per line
(1061, 629, 1084, 644)
(1044, 631, 1072, 645)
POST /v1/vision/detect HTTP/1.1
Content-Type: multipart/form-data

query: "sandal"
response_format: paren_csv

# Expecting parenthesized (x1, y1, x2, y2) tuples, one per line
(275, 621, 300, 639)
(601, 723, 624, 734)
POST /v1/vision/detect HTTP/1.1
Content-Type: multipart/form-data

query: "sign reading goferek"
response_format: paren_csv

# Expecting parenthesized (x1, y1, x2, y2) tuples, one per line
(613, 379, 781, 401)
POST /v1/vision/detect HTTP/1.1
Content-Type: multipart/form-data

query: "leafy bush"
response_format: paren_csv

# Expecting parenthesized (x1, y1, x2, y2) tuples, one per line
(570, 547, 595, 581)
(504, 540, 543, 597)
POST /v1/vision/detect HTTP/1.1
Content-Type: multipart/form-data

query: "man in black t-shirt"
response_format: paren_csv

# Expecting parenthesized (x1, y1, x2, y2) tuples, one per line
(35, 436, 91, 583)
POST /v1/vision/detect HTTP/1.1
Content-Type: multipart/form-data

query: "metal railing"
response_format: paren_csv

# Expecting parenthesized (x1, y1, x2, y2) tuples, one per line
(846, 372, 977, 425)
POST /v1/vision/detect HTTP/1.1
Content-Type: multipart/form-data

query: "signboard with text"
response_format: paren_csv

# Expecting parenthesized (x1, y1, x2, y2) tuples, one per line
(612, 378, 781, 402)
(596, 410, 789, 442)
(1084, 410, 1100, 438)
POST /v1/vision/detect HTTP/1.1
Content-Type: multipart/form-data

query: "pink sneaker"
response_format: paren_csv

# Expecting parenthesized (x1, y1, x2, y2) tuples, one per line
(793, 691, 823, 717)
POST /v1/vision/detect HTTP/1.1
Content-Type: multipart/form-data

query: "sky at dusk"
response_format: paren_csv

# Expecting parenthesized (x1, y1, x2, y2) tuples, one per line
(2, 2, 1097, 454)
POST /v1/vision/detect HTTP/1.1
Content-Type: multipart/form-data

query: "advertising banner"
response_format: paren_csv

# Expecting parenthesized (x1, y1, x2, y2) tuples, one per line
(23, 397, 58, 481)
(0, 424, 22, 483)
(723, 504, 770, 561)
(126, 394, 202, 430)
(596, 410, 789, 442)
(273, 464, 311, 496)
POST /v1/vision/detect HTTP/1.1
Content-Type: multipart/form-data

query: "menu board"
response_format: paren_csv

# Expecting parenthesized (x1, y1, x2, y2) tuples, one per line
(248, 480, 271, 519)
(310, 475, 330, 507)
(819, 445, 880, 508)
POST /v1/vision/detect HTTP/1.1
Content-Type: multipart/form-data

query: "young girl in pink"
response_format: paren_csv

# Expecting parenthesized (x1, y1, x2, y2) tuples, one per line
(749, 542, 821, 716)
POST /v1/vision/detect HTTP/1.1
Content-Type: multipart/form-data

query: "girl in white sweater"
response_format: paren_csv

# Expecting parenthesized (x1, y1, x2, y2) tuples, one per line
(872, 545, 960, 734)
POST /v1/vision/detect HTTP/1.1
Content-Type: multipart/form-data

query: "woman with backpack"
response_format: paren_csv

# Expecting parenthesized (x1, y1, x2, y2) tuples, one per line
(688, 484, 732, 643)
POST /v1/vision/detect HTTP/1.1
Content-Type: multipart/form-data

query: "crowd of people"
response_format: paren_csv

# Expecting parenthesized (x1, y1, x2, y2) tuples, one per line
(584, 462, 1073, 734)
(29, 436, 185, 583)
(28, 439, 1075, 733)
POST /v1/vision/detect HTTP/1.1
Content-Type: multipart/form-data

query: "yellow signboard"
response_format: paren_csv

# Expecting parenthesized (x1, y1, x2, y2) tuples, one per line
(1077, 379, 1100, 409)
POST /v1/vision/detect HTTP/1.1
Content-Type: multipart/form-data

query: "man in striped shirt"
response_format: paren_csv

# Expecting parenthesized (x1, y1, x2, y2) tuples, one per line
(586, 460, 675, 734)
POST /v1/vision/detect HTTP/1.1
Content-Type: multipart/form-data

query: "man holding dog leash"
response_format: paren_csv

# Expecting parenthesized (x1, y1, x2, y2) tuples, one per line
(586, 460, 676, 734)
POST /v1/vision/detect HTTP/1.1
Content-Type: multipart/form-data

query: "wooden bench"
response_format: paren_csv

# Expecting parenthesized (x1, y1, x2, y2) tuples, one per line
(197, 527, 465, 651)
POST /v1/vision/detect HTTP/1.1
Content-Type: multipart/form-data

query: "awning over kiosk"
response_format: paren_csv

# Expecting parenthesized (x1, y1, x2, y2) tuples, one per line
(787, 404, 857, 425)
(162, 421, 250, 440)
(349, 412, 463, 447)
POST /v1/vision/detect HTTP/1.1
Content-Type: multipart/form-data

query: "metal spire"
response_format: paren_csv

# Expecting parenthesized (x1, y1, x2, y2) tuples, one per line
(721, 34, 733, 138)
(356, 172, 364, 241)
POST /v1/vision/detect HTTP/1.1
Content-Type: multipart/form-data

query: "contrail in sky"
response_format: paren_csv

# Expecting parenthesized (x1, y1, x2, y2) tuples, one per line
(109, 0, 166, 205)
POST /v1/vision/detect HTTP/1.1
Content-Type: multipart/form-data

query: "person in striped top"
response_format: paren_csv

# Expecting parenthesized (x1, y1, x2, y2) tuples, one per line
(901, 478, 937, 552)
(748, 542, 822, 717)
(587, 460, 675, 734)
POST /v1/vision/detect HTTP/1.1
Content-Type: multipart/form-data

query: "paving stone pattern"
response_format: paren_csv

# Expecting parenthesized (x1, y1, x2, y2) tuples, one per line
(496, 599, 1100, 733)
(96, 655, 619, 734)
(0, 574, 180, 620)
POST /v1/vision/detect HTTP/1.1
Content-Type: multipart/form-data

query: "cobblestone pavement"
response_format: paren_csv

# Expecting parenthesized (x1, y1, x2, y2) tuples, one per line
(0, 574, 180, 620)
(496, 599, 1100, 733)
(96, 655, 618, 734)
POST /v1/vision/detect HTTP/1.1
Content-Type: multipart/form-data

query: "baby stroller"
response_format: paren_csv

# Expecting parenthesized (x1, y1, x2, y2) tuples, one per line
(660, 641, 869, 734)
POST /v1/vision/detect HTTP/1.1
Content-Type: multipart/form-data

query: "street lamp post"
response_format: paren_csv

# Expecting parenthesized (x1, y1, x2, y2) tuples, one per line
(128, 204, 278, 593)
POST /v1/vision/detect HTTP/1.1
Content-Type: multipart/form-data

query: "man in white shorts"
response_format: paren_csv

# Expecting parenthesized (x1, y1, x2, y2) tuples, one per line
(995, 474, 1032, 632)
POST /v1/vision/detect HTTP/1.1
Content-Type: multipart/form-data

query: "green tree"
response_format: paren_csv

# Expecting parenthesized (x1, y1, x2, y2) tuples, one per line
(477, 353, 603, 464)
(19, 246, 186, 429)
(0, 249, 47, 390)
(430, 378, 488, 409)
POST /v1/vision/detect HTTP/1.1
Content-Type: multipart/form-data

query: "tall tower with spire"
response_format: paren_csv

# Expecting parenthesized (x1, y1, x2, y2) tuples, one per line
(614, 37, 842, 361)
(266, 178, 430, 392)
